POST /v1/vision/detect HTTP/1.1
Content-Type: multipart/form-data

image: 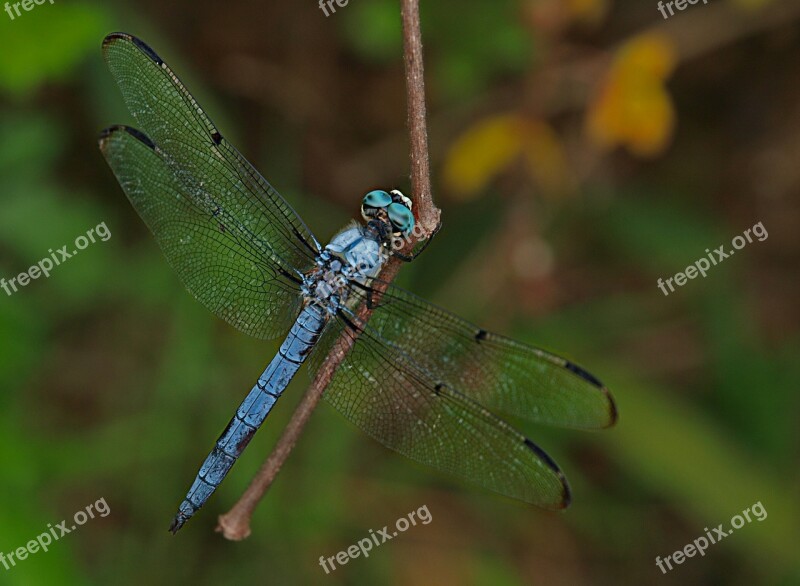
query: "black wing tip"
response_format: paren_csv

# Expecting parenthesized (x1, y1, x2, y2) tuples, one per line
(103, 32, 132, 45)
(604, 387, 619, 427)
(563, 361, 619, 428)
(522, 438, 571, 509)
(102, 32, 163, 65)
(564, 360, 603, 388)
(98, 125, 156, 151)
(560, 477, 573, 509)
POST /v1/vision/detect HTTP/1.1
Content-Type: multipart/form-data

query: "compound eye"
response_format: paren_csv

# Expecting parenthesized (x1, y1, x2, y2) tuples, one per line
(362, 190, 392, 209)
(387, 202, 415, 234)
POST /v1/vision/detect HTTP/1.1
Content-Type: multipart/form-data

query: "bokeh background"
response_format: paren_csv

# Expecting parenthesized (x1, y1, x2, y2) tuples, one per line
(1, 0, 799, 584)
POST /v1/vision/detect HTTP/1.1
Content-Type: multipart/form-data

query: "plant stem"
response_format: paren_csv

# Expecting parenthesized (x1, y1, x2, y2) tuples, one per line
(216, 0, 439, 540)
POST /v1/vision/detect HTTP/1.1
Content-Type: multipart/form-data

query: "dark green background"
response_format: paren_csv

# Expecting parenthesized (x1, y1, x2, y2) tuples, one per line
(0, 0, 798, 584)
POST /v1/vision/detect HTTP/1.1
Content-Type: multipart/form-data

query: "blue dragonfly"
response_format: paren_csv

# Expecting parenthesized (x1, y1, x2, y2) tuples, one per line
(98, 33, 617, 534)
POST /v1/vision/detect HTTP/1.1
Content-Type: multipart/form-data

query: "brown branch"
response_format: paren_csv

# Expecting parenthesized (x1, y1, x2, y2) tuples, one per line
(401, 0, 440, 235)
(216, 0, 439, 541)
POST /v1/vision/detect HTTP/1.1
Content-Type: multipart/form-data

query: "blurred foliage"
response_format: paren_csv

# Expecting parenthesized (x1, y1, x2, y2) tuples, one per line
(0, 2, 110, 98)
(444, 114, 569, 198)
(0, 0, 799, 585)
(344, 0, 532, 99)
(587, 34, 677, 157)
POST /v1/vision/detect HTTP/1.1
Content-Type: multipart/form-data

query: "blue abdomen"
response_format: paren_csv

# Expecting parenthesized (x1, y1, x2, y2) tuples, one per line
(169, 303, 327, 533)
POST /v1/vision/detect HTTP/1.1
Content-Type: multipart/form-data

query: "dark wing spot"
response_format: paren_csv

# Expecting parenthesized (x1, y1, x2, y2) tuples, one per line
(123, 126, 156, 149)
(475, 329, 488, 343)
(102, 32, 130, 49)
(98, 125, 156, 150)
(523, 438, 571, 508)
(563, 362, 618, 426)
(522, 438, 560, 474)
(433, 383, 444, 396)
(102, 33, 164, 66)
(564, 361, 603, 388)
(97, 125, 122, 145)
(132, 35, 164, 65)
(211, 131, 222, 145)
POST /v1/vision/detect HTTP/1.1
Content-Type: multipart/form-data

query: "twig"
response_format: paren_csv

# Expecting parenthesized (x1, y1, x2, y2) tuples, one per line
(216, 0, 439, 540)
(401, 0, 439, 235)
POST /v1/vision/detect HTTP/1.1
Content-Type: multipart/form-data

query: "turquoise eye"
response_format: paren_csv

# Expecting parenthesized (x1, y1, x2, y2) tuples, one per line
(363, 190, 392, 208)
(387, 202, 415, 234)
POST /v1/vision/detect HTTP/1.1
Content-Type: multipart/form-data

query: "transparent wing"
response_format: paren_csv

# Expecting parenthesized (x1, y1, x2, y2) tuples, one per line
(344, 282, 617, 430)
(102, 33, 320, 268)
(310, 307, 571, 509)
(100, 32, 322, 338)
(99, 125, 304, 339)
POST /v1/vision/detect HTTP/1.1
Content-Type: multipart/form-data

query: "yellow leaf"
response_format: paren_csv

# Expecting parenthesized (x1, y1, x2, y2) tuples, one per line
(587, 33, 677, 157)
(523, 119, 571, 195)
(444, 114, 526, 199)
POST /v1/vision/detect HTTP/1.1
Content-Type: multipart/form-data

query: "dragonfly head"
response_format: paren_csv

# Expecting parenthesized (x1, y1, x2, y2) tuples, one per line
(361, 189, 415, 237)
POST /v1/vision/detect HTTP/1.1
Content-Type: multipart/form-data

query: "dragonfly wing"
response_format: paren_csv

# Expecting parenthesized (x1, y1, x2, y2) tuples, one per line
(309, 307, 571, 509)
(101, 33, 319, 280)
(344, 282, 617, 430)
(100, 33, 321, 338)
(99, 125, 304, 339)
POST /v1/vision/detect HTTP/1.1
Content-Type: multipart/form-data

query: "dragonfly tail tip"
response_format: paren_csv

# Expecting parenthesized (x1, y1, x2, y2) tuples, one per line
(168, 514, 187, 535)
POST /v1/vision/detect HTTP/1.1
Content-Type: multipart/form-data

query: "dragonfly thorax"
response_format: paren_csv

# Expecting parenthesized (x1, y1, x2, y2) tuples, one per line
(302, 224, 389, 313)
(325, 224, 387, 280)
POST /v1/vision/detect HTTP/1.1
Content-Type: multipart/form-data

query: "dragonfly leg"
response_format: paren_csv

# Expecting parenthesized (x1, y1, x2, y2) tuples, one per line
(392, 219, 442, 262)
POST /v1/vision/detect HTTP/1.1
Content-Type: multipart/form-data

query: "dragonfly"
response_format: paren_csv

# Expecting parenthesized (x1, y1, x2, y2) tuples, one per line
(98, 32, 617, 534)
